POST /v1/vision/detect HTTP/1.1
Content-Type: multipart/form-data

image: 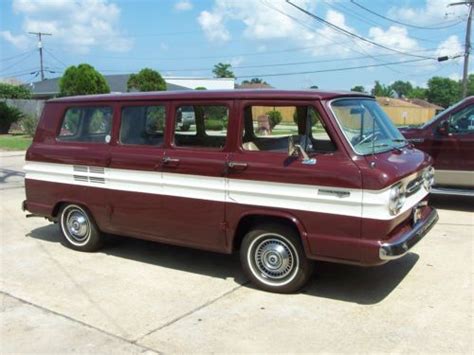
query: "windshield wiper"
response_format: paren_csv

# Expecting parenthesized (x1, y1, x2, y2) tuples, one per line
(373, 143, 403, 153)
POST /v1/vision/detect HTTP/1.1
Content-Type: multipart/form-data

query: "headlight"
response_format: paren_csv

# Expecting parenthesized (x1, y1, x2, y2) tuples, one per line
(422, 166, 435, 191)
(389, 183, 406, 215)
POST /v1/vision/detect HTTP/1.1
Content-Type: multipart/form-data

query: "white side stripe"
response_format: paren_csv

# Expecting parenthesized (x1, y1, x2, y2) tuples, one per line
(24, 162, 428, 221)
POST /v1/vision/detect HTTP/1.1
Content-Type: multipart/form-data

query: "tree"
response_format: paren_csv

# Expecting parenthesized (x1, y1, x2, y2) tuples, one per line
(390, 80, 413, 98)
(406, 86, 427, 100)
(212, 63, 235, 78)
(465, 74, 474, 96)
(0, 83, 31, 99)
(195, 86, 207, 90)
(426, 76, 460, 107)
(127, 68, 166, 92)
(59, 64, 110, 96)
(351, 85, 365, 93)
(241, 78, 268, 85)
(309, 85, 319, 89)
(371, 81, 394, 97)
(0, 102, 23, 134)
(266, 110, 283, 129)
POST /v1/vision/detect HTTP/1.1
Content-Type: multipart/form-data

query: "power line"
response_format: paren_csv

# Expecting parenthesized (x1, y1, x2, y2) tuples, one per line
(0, 51, 36, 75)
(0, 50, 36, 63)
(285, 0, 436, 60)
(237, 58, 433, 78)
(350, 0, 465, 30)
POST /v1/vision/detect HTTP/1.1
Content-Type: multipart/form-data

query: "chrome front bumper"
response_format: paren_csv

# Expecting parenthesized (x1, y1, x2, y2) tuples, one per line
(379, 208, 438, 260)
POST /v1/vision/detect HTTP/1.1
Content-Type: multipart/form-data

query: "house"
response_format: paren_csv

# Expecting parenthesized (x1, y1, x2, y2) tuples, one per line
(376, 97, 442, 126)
(27, 75, 235, 99)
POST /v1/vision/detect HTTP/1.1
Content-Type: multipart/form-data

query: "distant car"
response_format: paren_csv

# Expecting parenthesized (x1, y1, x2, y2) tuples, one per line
(400, 96, 474, 195)
(176, 105, 195, 131)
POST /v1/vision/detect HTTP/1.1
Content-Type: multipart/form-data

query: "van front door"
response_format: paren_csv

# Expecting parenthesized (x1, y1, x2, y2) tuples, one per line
(158, 101, 232, 251)
(225, 100, 363, 263)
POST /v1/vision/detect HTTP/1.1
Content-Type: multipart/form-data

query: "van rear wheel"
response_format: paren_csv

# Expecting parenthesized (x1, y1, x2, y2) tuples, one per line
(59, 204, 103, 252)
(240, 224, 314, 293)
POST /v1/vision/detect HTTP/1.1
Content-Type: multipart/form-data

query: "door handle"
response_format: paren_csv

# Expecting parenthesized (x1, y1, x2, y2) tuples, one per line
(162, 157, 180, 167)
(227, 161, 248, 171)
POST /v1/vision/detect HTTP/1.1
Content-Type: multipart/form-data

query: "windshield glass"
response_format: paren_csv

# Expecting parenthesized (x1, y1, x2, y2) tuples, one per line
(420, 98, 467, 128)
(330, 98, 406, 155)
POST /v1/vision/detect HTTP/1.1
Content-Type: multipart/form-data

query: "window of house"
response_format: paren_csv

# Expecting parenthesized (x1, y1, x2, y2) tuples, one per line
(120, 105, 166, 146)
(174, 105, 229, 149)
(242, 105, 335, 153)
(57, 107, 112, 143)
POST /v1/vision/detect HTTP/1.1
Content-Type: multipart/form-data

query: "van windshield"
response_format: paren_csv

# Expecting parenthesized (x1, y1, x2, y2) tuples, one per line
(330, 98, 406, 155)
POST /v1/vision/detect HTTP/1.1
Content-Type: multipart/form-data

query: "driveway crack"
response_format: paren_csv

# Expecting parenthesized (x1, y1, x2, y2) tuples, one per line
(133, 282, 248, 343)
(0, 290, 161, 354)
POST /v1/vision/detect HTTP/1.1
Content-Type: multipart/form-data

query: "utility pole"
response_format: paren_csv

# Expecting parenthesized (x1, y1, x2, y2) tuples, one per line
(28, 32, 52, 81)
(449, 1, 473, 98)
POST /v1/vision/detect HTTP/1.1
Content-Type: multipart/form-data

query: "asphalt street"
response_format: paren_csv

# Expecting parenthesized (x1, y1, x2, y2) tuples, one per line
(0, 150, 473, 353)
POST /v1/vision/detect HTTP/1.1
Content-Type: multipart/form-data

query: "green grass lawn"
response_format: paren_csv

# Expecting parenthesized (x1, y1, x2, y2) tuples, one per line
(0, 134, 32, 151)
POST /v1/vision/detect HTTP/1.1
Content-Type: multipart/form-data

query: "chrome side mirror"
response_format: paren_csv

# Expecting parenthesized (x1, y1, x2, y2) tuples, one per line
(288, 136, 316, 165)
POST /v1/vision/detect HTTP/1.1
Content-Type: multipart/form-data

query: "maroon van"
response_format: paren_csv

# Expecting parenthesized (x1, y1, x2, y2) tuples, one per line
(400, 96, 474, 196)
(23, 90, 438, 293)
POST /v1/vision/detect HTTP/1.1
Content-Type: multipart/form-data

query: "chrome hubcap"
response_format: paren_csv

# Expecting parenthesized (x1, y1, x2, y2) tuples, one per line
(62, 206, 91, 245)
(254, 238, 294, 280)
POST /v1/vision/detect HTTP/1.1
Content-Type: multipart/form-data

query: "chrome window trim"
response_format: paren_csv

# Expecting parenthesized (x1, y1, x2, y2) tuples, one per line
(327, 97, 402, 156)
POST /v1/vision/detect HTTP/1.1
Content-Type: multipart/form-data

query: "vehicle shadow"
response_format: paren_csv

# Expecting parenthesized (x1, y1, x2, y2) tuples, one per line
(28, 224, 418, 305)
(430, 194, 474, 212)
(302, 254, 419, 305)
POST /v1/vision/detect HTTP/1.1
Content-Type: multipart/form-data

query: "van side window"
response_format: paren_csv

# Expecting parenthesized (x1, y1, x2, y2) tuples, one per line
(242, 105, 336, 153)
(174, 105, 228, 149)
(58, 107, 112, 143)
(120, 105, 166, 146)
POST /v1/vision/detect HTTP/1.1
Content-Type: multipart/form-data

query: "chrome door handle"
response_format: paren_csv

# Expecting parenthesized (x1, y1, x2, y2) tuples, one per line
(227, 161, 248, 170)
(162, 157, 180, 166)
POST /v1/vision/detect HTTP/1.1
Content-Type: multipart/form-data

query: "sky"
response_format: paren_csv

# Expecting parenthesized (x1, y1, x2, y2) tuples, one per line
(0, 0, 471, 91)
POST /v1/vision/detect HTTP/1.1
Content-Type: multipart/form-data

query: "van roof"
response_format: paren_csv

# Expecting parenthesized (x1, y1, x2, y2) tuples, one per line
(47, 89, 373, 103)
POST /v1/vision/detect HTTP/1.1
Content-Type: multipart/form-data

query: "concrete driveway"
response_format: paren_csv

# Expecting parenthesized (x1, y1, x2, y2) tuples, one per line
(1, 151, 473, 353)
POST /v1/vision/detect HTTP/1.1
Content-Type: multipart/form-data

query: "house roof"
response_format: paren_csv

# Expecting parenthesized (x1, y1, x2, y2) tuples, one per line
(376, 97, 422, 108)
(47, 89, 373, 103)
(406, 98, 444, 110)
(235, 82, 273, 89)
(27, 74, 191, 96)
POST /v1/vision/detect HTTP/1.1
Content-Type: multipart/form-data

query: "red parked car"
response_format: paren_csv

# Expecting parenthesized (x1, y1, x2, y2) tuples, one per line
(400, 96, 474, 196)
(23, 90, 438, 293)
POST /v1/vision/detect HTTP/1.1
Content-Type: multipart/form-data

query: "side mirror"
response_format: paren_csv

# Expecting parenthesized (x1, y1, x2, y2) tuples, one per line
(288, 136, 316, 165)
(437, 120, 450, 135)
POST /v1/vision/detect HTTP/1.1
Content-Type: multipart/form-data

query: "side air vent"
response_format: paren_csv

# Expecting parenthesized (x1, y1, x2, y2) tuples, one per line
(73, 175, 89, 183)
(89, 176, 105, 184)
(73, 165, 88, 173)
(89, 166, 105, 175)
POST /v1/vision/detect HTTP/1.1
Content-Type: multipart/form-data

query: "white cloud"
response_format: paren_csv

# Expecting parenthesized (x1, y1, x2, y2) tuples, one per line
(198, 10, 230, 42)
(388, 0, 467, 25)
(197, 0, 423, 60)
(6, 0, 132, 54)
(368, 26, 419, 51)
(436, 35, 463, 58)
(175, 0, 193, 11)
(230, 56, 244, 66)
(0, 30, 31, 49)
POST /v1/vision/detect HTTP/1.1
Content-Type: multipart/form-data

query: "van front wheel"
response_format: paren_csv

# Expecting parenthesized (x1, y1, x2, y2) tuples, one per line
(59, 204, 103, 252)
(240, 224, 314, 293)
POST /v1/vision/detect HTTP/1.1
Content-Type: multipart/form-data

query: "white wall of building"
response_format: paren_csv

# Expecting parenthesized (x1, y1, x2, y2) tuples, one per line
(164, 77, 235, 90)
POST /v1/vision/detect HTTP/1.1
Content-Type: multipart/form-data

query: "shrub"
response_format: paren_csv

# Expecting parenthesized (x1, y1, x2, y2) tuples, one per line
(21, 114, 39, 136)
(0, 102, 24, 134)
(205, 118, 225, 131)
(0, 83, 32, 99)
(266, 110, 283, 129)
